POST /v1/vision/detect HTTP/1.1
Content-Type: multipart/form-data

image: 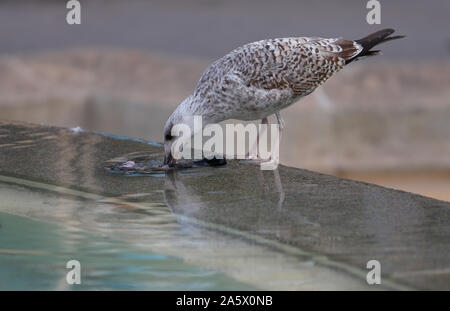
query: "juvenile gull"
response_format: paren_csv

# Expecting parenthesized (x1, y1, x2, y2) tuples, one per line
(163, 28, 404, 166)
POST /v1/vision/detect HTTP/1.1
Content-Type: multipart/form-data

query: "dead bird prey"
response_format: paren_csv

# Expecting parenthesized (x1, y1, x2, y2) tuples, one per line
(163, 28, 404, 166)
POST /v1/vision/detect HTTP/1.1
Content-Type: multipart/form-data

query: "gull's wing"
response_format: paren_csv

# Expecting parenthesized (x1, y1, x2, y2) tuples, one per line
(191, 30, 401, 120)
(195, 37, 362, 102)
(243, 37, 362, 97)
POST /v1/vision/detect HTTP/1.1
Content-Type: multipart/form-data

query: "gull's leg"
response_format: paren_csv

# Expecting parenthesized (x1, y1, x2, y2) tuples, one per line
(271, 111, 284, 164)
(259, 113, 283, 170)
(270, 112, 284, 163)
(247, 117, 268, 160)
(275, 112, 284, 143)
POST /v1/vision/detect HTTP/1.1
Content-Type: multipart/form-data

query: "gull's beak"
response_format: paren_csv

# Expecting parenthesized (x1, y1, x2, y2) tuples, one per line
(163, 150, 176, 167)
(163, 128, 177, 167)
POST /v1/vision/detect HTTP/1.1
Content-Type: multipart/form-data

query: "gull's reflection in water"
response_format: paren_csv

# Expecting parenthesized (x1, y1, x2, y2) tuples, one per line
(257, 168, 285, 210)
(162, 165, 286, 238)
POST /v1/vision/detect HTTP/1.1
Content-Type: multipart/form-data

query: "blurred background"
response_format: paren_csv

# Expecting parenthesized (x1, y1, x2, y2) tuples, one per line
(1, 0, 449, 200)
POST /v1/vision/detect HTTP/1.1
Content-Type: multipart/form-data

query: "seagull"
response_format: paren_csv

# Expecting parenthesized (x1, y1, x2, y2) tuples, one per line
(163, 28, 404, 166)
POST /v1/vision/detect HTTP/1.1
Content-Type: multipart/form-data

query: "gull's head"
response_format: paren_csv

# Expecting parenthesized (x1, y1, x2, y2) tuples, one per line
(163, 96, 196, 166)
(163, 122, 175, 167)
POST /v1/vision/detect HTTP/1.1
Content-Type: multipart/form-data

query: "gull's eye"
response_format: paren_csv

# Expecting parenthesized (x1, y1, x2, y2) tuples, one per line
(165, 133, 172, 141)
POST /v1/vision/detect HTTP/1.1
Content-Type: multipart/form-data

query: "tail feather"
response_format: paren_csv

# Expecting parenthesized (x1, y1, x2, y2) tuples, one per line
(345, 28, 405, 64)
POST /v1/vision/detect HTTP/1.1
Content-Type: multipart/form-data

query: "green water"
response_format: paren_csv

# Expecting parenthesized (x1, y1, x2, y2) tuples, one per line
(0, 212, 255, 290)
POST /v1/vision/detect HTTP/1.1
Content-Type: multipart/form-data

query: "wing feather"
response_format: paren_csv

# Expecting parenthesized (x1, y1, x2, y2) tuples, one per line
(242, 38, 358, 97)
(193, 37, 362, 105)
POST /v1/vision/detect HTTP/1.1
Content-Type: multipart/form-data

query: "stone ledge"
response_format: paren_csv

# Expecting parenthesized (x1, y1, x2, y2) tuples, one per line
(0, 120, 448, 290)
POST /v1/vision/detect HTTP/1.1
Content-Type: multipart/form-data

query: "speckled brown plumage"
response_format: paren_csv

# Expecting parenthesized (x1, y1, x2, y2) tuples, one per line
(164, 29, 402, 138)
(186, 36, 362, 121)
